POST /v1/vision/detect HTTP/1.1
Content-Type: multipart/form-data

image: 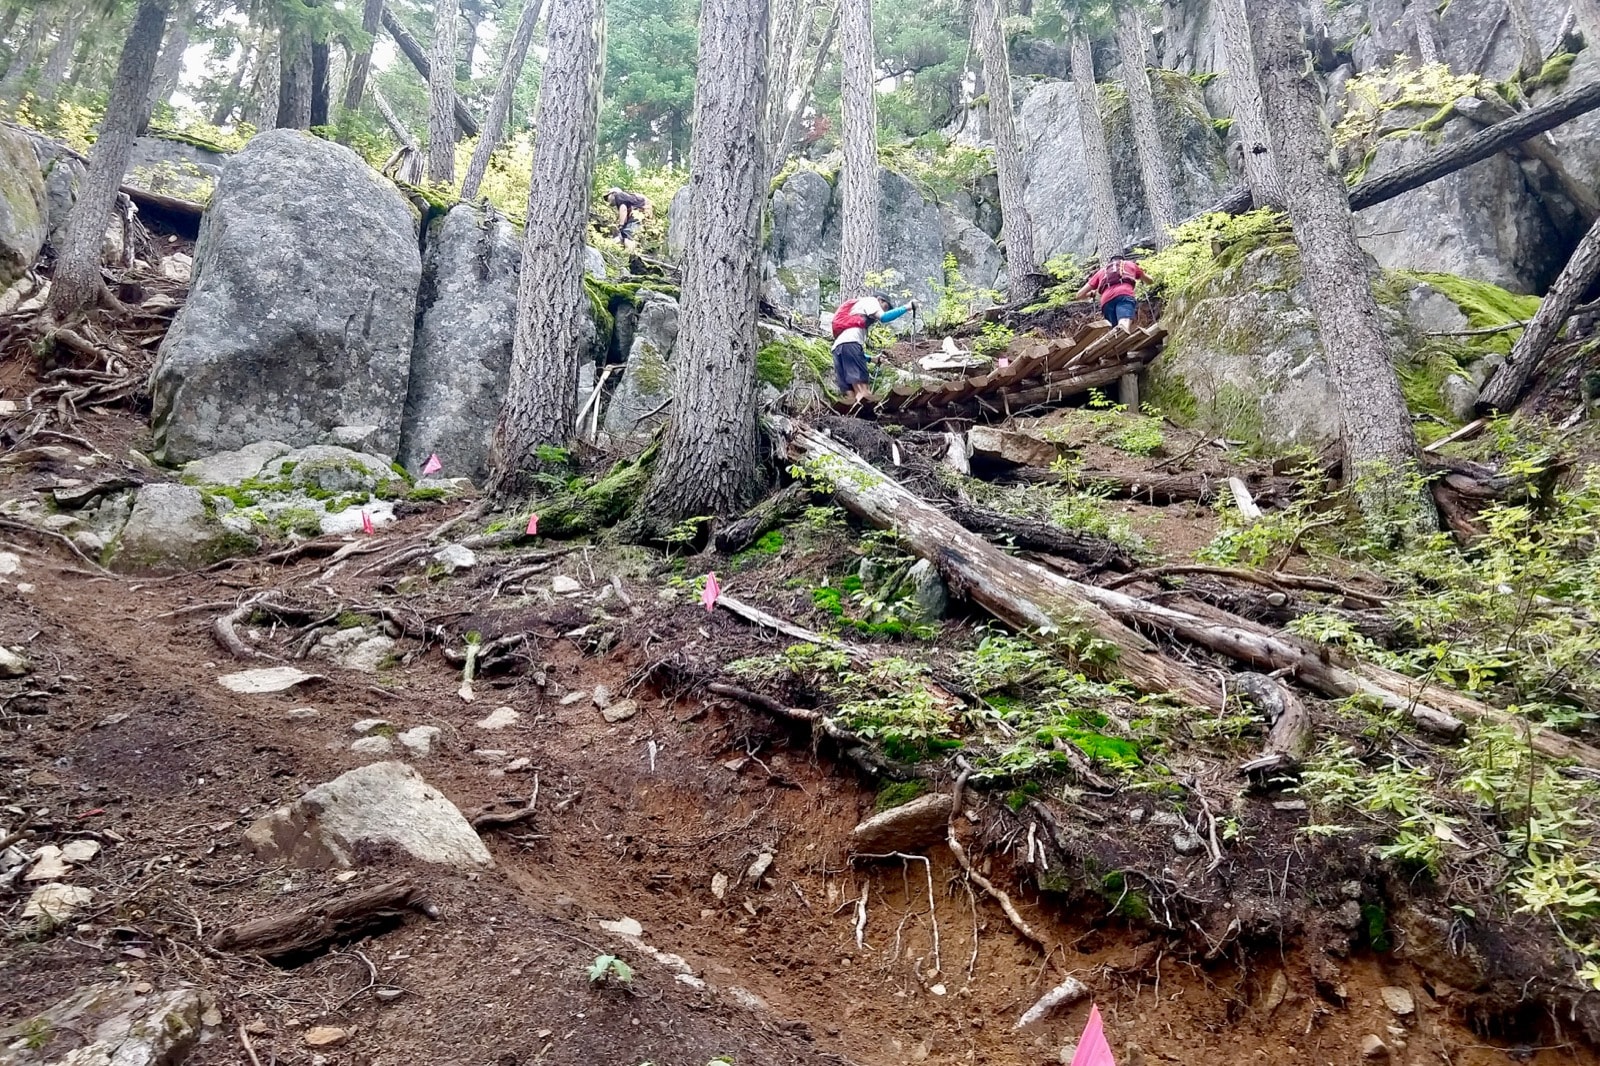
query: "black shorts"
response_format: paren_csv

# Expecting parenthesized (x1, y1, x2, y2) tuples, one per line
(619, 217, 642, 240)
(833, 342, 869, 389)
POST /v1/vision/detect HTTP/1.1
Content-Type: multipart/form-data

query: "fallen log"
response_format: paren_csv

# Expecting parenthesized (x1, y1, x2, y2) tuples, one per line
(212, 880, 426, 960)
(784, 419, 1600, 767)
(1004, 466, 1300, 507)
(380, 6, 479, 136)
(1234, 671, 1314, 776)
(706, 681, 912, 778)
(714, 483, 810, 554)
(942, 492, 1138, 572)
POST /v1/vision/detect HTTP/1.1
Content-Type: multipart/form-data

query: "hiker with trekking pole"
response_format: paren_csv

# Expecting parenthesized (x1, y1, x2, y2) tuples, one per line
(1076, 251, 1149, 332)
(829, 291, 916, 413)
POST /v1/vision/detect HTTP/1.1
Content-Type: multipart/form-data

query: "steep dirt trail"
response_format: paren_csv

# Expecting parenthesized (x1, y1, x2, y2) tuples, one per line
(1, 508, 1583, 1066)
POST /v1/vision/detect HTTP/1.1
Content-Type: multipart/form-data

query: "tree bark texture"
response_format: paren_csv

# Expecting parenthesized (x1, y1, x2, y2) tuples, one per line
(212, 881, 424, 960)
(1407, 0, 1442, 65)
(1504, 0, 1544, 80)
(310, 38, 330, 125)
(47, 0, 169, 317)
(34, 5, 84, 100)
(771, 1, 838, 178)
(276, 22, 313, 128)
(1249, 0, 1420, 491)
(426, 0, 461, 183)
(486, 0, 604, 499)
(1070, 32, 1121, 258)
(1478, 214, 1600, 410)
(0, 4, 22, 63)
(243, 31, 280, 128)
(137, 6, 189, 131)
(641, 0, 770, 527)
(382, 5, 479, 136)
(343, 0, 385, 111)
(763, 0, 806, 155)
(1216, 0, 1283, 209)
(1114, 5, 1177, 244)
(838, 0, 879, 299)
(0, 8, 50, 100)
(977, 0, 1041, 302)
(461, 0, 546, 200)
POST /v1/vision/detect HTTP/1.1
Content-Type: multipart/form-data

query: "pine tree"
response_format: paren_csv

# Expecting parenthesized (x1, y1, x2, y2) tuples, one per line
(461, 0, 546, 200)
(640, 0, 770, 528)
(47, 0, 171, 317)
(976, 0, 1041, 302)
(427, 0, 461, 183)
(486, 0, 605, 499)
(838, 0, 879, 299)
(1069, 29, 1120, 258)
(1215, 0, 1283, 208)
(1112, 2, 1176, 244)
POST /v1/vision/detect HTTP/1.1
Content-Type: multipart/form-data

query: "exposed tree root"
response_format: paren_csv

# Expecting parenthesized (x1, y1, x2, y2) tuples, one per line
(948, 768, 1049, 953)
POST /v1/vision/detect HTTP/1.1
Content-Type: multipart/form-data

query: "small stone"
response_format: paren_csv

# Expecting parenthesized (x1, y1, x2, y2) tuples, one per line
(1126, 809, 1145, 824)
(304, 1026, 351, 1047)
(72, 530, 106, 555)
(1263, 971, 1288, 1013)
(334, 870, 359, 883)
(1148, 811, 1181, 828)
(551, 575, 581, 594)
(0, 646, 31, 678)
(374, 988, 403, 1001)
(284, 707, 319, 720)
(350, 735, 393, 756)
(60, 839, 101, 864)
(22, 882, 93, 920)
(1341, 881, 1362, 900)
(1380, 986, 1415, 1016)
(1172, 830, 1204, 855)
(398, 726, 441, 757)
(473, 749, 508, 761)
(1272, 799, 1308, 811)
(351, 718, 392, 734)
(598, 916, 643, 937)
(0, 551, 21, 575)
(25, 845, 71, 880)
(475, 706, 521, 730)
(710, 872, 729, 900)
(601, 699, 639, 723)
(592, 684, 612, 708)
(504, 757, 531, 772)
(217, 666, 321, 694)
(1336, 899, 1363, 931)
(559, 691, 587, 706)
(746, 851, 774, 883)
(850, 794, 954, 854)
(1361, 1034, 1389, 1059)
(431, 543, 477, 571)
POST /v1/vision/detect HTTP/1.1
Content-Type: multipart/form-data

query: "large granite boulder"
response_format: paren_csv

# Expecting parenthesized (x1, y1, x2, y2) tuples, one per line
(0, 124, 46, 287)
(604, 292, 679, 437)
(149, 129, 422, 464)
(941, 204, 1003, 293)
(763, 168, 834, 320)
(1020, 74, 1231, 263)
(397, 203, 521, 482)
(125, 133, 228, 202)
(1354, 116, 1566, 294)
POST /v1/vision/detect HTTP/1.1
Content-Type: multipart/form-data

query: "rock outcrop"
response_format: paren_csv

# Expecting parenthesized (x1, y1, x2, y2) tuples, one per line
(397, 203, 521, 481)
(0, 983, 216, 1066)
(0, 124, 46, 287)
(604, 291, 680, 437)
(149, 129, 422, 464)
(106, 483, 259, 574)
(245, 761, 491, 869)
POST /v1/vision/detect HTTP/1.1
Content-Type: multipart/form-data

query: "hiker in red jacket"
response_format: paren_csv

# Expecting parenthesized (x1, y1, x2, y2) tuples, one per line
(1077, 254, 1149, 332)
(830, 292, 914, 407)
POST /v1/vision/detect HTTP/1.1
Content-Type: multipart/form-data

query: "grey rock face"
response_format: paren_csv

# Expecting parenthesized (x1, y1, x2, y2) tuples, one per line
(940, 205, 1003, 294)
(604, 293, 680, 437)
(149, 129, 422, 464)
(244, 761, 491, 869)
(107, 483, 258, 573)
(0, 124, 47, 286)
(0, 983, 214, 1066)
(1354, 117, 1565, 294)
(398, 203, 521, 482)
(125, 133, 228, 202)
(850, 793, 954, 854)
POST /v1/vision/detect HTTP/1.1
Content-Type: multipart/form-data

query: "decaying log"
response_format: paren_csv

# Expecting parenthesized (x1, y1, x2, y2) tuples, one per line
(212, 881, 426, 960)
(1004, 466, 1300, 507)
(1234, 671, 1314, 775)
(942, 493, 1138, 572)
(380, 6, 479, 135)
(706, 682, 911, 778)
(714, 483, 811, 554)
(784, 419, 1600, 768)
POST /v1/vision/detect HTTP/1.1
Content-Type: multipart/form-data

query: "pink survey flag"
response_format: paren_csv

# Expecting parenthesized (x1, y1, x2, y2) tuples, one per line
(361, 510, 375, 535)
(701, 571, 721, 612)
(1068, 1004, 1115, 1066)
(421, 453, 443, 476)
(526, 514, 539, 536)
(998, 357, 1011, 368)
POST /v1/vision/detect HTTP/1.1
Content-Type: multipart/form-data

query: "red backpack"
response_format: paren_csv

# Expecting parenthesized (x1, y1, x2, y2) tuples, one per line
(1097, 260, 1133, 292)
(832, 299, 868, 338)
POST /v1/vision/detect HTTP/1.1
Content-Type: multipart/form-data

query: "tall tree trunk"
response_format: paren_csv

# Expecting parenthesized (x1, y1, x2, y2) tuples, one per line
(210, 37, 254, 125)
(47, 0, 169, 317)
(1504, 0, 1544, 81)
(976, 0, 1040, 302)
(458, 2, 478, 80)
(1216, 0, 1283, 208)
(381, 6, 479, 135)
(1478, 215, 1600, 410)
(1407, 0, 1442, 65)
(310, 38, 330, 125)
(461, 0, 546, 200)
(1114, 4, 1177, 246)
(244, 31, 279, 127)
(137, 5, 189, 131)
(343, 0, 384, 110)
(276, 23, 313, 128)
(1070, 31, 1120, 258)
(35, 6, 84, 100)
(485, 0, 605, 499)
(0, 4, 22, 62)
(763, 0, 807, 154)
(426, 0, 460, 183)
(0, 8, 51, 101)
(770, 0, 838, 177)
(1249, 0, 1427, 521)
(642, 0, 770, 528)
(838, 0, 879, 299)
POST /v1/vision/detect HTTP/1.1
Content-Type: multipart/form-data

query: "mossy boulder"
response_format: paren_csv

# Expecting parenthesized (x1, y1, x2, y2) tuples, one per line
(0, 124, 47, 288)
(603, 292, 679, 438)
(107, 484, 260, 574)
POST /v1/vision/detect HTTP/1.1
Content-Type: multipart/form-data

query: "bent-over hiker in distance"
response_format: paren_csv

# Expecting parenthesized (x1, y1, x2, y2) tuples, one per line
(1077, 253, 1149, 332)
(831, 293, 915, 411)
(604, 187, 651, 250)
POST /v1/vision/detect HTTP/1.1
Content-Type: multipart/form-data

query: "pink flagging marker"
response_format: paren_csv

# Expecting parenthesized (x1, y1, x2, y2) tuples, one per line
(361, 511, 375, 535)
(526, 514, 539, 536)
(421, 453, 443, 476)
(998, 357, 1011, 368)
(701, 571, 721, 612)
(1068, 1004, 1115, 1066)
